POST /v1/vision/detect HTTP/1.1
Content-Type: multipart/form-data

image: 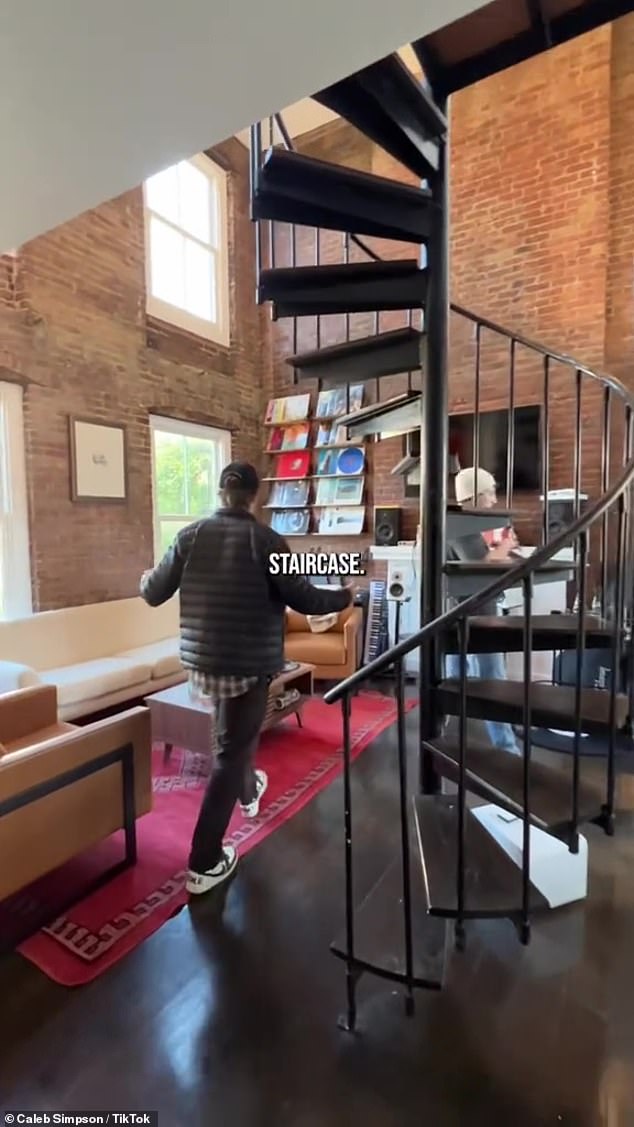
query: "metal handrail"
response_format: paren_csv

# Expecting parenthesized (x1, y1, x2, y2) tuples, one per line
(451, 303, 632, 401)
(324, 452, 634, 703)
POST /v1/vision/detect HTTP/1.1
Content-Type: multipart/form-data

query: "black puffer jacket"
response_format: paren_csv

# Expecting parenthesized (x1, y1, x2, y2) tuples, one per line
(140, 508, 352, 676)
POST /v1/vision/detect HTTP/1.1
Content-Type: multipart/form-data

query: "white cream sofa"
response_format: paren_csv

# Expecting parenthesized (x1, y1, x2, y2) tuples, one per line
(0, 596, 184, 721)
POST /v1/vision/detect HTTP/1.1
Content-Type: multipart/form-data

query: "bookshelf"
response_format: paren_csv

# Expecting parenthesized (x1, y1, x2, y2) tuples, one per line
(263, 386, 368, 537)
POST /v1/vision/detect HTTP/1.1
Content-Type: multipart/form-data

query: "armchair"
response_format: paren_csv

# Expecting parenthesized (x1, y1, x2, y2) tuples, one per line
(0, 684, 151, 905)
(284, 605, 363, 681)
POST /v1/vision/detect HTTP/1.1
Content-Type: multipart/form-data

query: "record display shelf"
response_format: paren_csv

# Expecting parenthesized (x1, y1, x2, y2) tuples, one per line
(263, 388, 369, 537)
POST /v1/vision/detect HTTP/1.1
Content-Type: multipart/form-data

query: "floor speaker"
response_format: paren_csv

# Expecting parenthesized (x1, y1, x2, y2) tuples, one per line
(374, 506, 402, 547)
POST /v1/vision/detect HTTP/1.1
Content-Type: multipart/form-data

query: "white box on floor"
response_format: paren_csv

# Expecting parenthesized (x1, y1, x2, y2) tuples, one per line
(472, 803, 588, 908)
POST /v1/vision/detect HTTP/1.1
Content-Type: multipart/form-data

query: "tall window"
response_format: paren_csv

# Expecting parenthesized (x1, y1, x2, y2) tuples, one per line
(0, 382, 32, 619)
(143, 154, 229, 346)
(150, 416, 231, 560)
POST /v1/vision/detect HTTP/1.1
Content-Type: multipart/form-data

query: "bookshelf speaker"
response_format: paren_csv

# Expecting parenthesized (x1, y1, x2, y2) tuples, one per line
(547, 498, 587, 537)
(374, 506, 402, 547)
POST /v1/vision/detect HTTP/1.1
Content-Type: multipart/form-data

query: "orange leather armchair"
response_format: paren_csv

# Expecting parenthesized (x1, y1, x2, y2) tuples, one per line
(0, 684, 152, 904)
(284, 605, 363, 681)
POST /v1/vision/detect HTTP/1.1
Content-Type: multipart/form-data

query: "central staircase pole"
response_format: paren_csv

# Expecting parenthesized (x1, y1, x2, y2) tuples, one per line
(419, 94, 450, 794)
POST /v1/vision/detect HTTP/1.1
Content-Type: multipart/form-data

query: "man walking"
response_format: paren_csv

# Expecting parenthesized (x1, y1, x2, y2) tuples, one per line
(140, 462, 352, 895)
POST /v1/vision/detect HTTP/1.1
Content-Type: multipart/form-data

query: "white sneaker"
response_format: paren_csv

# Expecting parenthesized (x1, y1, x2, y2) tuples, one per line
(186, 845, 238, 895)
(240, 769, 268, 819)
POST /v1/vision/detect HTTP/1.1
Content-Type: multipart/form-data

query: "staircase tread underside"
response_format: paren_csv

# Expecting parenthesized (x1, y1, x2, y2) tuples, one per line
(415, 0, 633, 96)
(260, 259, 421, 284)
(439, 678, 629, 730)
(425, 735, 603, 831)
(258, 146, 433, 204)
(444, 613, 614, 651)
(444, 558, 573, 575)
(288, 326, 423, 367)
(314, 54, 445, 180)
(252, 190, 431, 243)
(464, 613, 608, 632)
(338, 391, 420, 425)
(449, 504, 514, 517)
(261, 261, 426, 317)
(413, 793, 548, 917)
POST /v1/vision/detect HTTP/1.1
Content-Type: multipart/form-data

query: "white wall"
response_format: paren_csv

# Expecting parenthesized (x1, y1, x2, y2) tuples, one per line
(0, 0, 488, 251)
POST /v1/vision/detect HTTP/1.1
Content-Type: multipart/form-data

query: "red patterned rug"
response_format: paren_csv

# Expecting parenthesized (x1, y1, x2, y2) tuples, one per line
(13, 692, 412, 986)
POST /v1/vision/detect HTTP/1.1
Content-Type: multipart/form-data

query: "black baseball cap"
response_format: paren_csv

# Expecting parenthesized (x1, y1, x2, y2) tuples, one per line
(219, 461, 260, 493)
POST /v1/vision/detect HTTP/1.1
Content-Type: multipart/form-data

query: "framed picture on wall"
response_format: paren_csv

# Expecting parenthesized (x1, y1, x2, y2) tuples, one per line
(69, 417, 128, 502)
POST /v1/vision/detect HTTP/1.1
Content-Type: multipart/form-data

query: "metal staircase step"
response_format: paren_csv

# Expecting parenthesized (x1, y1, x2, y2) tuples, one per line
(314, 53, 446, 181)
(444, 558, 576, 597)
(413, 793, 547, 920)
(329, 853, 447, 990)
(288, 327, 424, 385)
(423, 737, 604, 839)
(446, 505, 515, 538)
(443, 614, 613, 654)
(253, 148, 434, 243)
(259, 260, 426, 318)
(341, 393, 422, 440)
(444, 559, 575, 577)
(412, 2, 628, 99)
(437, 679, 629, 735)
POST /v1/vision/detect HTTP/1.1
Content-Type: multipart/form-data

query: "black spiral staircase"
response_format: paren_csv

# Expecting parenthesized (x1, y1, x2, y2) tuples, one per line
(249, 0, 634, 1031)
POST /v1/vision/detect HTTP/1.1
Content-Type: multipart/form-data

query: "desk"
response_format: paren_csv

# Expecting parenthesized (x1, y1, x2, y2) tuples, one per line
(370, 545, 573, 679)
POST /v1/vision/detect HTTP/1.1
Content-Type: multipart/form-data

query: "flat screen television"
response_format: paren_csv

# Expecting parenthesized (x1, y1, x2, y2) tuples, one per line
(449, 404, 541, 492)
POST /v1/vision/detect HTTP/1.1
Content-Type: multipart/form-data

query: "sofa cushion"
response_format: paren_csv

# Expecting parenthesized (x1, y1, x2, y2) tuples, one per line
(39, 657, 152, 709)
(285, 633, 346, 667)
(0, 595, 180, 671)
(118, 638, 182, 680)
(0, 661, 41, 695)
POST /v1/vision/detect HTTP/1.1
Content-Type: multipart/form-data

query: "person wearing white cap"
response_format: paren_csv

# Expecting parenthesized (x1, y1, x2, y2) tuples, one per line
(454, 466, 497, 508)
(446, 466, 521, 755)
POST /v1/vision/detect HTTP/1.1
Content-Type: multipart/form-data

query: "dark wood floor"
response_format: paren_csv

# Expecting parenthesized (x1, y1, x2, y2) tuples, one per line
(2, 704, 634, 1126)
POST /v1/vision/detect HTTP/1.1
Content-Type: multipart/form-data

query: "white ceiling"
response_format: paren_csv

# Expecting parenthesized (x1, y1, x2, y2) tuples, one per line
(0, 0, 487, 252)
(235, 46, 423, 147)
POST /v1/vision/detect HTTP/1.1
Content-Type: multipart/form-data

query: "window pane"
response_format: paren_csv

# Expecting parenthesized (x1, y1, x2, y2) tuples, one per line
(183, 239, 215, 322)
(153, 432, 186, 515)
(149, 217, 185, 309)
(178, 161, 211, 243)
(146, 165, 180, 226)
(159, 518, 190, 557)
(208, 179, 219, 248)
(184, 437, 219, 516)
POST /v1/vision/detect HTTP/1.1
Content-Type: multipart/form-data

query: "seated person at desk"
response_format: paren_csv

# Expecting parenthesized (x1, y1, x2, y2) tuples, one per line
(445, 466, 521, 756)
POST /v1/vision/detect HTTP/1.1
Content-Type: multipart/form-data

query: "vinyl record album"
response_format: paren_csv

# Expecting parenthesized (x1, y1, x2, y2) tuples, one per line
(336, 447, 365, 475)
(288, 509, 307, 533)
(276, 451, 311, 479)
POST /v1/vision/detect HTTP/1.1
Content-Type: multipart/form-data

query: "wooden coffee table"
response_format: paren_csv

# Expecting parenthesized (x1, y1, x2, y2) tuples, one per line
(145, 662, 315, 760)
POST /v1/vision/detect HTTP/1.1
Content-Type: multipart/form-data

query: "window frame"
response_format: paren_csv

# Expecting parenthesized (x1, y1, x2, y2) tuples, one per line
(0, 381, 32, 620)
(143, 152, 230, 348)
(149, 414, 232, 563)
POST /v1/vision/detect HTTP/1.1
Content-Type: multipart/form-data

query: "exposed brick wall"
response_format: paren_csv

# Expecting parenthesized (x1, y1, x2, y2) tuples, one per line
(268, 18, 634, 564)
(4, 20, 634, 611)
(605, 17, 634, 393)
(0, 138, 267, 611)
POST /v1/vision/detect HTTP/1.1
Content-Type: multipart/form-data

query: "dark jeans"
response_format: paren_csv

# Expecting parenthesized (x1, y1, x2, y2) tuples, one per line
(188, 677, 269, 873)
